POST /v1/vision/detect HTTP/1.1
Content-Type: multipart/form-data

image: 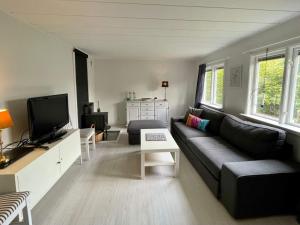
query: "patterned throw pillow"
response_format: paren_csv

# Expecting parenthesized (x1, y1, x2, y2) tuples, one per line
(186, 113, 200, 127)
(186, 114, 210, 132)
(184, 107, 203, 122)
(197, 119, 210, 132)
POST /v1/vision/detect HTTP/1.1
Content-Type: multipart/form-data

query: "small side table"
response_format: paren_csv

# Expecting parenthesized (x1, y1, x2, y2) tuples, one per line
(80, 128, 96, 163)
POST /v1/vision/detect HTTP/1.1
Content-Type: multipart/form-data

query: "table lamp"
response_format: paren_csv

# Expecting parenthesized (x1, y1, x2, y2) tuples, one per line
(161, 81, 169, 101)
(0, 109, 13, 163)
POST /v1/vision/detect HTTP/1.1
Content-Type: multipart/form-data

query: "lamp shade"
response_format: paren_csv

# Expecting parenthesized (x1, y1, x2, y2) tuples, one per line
(0, 109, 13, 129)
(161, 81, 169, 88)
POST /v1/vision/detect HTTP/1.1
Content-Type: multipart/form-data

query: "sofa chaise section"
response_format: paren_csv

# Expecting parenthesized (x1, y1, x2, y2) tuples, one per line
(222, 160, 300, 218)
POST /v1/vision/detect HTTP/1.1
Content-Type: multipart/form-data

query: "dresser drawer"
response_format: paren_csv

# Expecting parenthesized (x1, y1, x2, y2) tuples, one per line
(140, 115, 155, 120)
(127, 102, 140, 107)
(140, 111, 154, 116)
(141, 106, 154, 111)
(155, 101, 168, 107)
(140, 102, 154, 107)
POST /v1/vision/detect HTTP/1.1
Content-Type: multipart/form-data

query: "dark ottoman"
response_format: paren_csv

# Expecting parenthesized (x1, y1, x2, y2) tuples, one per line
(127, 120, 166, 145)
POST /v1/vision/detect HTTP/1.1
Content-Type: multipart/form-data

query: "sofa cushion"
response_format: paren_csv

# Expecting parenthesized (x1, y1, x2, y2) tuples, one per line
(220, 115, 287, 159)
(172, 122, 210, 142)
(187, 137, 251, 179)
(200, 106, 226, 135)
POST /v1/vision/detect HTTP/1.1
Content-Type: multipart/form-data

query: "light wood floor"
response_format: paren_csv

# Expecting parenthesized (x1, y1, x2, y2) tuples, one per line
(32, 130, 298, 225)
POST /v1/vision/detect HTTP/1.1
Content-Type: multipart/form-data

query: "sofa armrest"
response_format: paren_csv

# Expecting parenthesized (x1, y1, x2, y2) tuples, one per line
(170, 116, 185, 135)
(221, 160, 300, 218)
(171, 116, 185, 123)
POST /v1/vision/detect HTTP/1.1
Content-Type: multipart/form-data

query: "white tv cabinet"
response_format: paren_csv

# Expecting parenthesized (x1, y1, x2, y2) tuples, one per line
(0, 129, 81, 209)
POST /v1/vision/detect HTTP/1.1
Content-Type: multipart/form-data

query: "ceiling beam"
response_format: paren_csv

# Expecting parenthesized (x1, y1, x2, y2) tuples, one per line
(11, 12, 279, 24)
(59, 0, 300, 13)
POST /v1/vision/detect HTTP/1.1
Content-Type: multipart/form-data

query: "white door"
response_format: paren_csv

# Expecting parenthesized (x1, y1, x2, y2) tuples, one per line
(155, 108, 168, 124)
(127, 106, 140, 122)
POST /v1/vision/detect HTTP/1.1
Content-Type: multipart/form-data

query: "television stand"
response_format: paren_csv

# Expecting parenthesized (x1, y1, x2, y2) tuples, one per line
(0, 129, 81, 209)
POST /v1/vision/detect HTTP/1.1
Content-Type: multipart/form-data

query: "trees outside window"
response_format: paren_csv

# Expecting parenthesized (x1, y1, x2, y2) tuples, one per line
(216, 67, 224, 105)
(249, 47, 300, 128)
(204, 70, 212, 103)
(255, 55, 285, 119)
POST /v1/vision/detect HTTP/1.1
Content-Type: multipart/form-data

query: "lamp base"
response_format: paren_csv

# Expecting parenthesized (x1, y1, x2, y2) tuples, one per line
(0, 129, 8, 164)
(0, 154, 9, 163)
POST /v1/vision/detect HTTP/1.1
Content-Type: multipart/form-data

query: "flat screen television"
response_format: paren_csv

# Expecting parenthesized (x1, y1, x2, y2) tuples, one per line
(27, 94, 69, 144)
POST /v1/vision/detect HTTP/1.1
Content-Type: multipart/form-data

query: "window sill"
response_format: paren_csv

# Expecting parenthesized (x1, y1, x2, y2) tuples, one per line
(240, 113, 300, 136)
(201, 103, 223, 111)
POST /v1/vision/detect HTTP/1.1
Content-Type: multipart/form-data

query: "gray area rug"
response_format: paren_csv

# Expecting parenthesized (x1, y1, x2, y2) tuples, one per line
(101, 130, 121, 143)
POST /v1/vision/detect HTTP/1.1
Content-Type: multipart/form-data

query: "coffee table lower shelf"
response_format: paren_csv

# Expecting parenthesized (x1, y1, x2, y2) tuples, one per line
(144, 152, 175, 167)
(141, 151, 179, 179)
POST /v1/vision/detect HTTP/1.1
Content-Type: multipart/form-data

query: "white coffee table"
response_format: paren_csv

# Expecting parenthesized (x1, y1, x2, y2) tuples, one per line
(140, 129, 180, 179)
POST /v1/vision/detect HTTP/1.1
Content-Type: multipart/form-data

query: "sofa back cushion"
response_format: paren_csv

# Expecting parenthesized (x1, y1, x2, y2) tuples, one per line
(200, 106, 226, 134)
(184, 107, 203, 122)
(220, 115, 287, 159)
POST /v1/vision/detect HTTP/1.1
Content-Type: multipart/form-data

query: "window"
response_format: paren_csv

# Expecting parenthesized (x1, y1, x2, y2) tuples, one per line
(253, 52, 285, 120)
(216, 67, 224, 105)
(249, 46, 300, 128)
(203, 64, 224, 107)
(204, 70, 212, 103)
(289, 48, 300, 125)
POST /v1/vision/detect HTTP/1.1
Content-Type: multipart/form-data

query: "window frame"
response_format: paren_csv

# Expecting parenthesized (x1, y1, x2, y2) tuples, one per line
(250, 49, 286, 122)
(202, 63, 225, 108)
(248, 44, 300, 129)
(286, 47, 300, 127)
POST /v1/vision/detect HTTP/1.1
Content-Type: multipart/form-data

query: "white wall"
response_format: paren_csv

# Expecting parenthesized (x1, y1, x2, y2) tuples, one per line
(94, 59, 197, 125)
(196, 15, 300, 161)
(0, 11, 77, 143)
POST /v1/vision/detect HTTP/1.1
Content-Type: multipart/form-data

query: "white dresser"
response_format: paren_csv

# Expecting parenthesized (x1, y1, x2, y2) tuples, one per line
(126, 100, 169, 125)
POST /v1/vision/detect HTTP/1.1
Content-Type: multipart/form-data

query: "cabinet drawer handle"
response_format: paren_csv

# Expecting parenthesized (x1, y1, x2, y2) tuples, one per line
(57, 161, 61, 164)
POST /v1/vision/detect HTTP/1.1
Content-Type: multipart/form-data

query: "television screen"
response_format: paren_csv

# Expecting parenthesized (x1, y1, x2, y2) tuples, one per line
(27, 94, 69, 142)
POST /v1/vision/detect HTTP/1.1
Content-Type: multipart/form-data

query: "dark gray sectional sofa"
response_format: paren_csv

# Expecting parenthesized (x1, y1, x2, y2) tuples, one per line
(171, 105, 300, 218)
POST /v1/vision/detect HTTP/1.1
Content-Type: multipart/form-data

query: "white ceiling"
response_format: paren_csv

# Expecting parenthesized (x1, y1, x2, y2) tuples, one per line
(0, 0, 300, 59)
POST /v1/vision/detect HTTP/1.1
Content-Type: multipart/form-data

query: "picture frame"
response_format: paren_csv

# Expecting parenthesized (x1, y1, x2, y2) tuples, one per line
(230, 65, 242, 87)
